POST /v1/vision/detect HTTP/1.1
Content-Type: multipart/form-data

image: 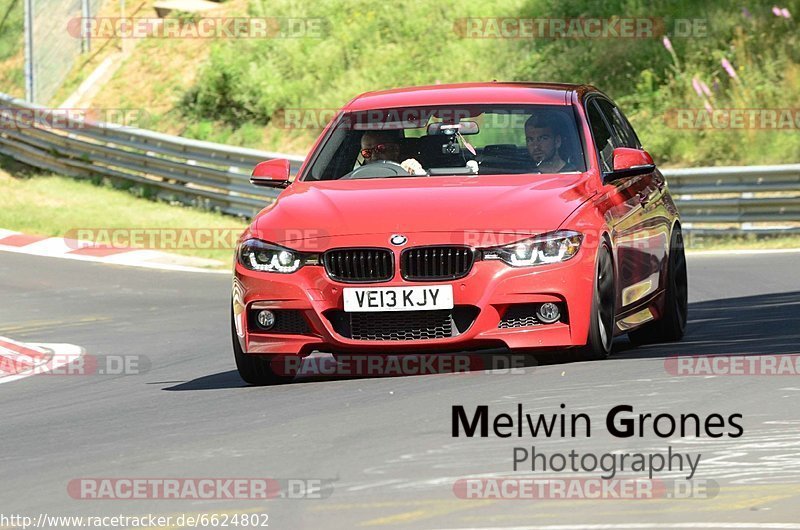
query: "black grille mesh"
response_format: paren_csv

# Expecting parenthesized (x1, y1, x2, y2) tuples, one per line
(326, 306, 479, 342)
(401, 246, 474, 281)
(349, 310, 453, 341)
(249, 309, 312, 334)
(324, 248, 393, 282)
(498, 305, 542, 328)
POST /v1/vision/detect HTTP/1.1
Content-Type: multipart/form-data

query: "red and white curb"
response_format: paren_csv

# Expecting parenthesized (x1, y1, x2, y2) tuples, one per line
(0, 336, 85, 385)
(0, 229, 227, 274)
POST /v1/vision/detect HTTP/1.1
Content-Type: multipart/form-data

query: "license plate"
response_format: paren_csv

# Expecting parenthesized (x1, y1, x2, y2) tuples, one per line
(343, 285, 454, 312)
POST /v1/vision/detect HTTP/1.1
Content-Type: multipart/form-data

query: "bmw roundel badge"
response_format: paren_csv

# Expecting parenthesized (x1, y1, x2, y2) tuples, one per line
(390, 234, 408, 246)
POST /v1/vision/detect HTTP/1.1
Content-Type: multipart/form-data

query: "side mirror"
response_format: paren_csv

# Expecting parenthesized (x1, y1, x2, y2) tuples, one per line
(251, 159, 291, 188)
(606, 147, 655, 180)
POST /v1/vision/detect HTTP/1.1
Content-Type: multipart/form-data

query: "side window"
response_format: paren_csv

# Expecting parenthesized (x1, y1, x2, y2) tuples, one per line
(586, 100, 615, 173)
(616, 108, 641, 148)
(596, 99, 639, 149)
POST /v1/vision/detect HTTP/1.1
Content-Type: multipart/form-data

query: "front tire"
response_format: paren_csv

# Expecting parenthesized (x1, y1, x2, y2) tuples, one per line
(628, 227, 688, 345)
(576, 243, 615, 361)
(231, 309, 295, 386)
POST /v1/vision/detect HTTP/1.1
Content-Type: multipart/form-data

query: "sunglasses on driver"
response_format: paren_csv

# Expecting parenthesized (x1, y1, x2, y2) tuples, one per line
(360, 143, 400, 159)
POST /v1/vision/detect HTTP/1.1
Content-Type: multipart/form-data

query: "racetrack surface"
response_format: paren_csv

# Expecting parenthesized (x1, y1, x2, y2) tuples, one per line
(1, 250, 799, 529)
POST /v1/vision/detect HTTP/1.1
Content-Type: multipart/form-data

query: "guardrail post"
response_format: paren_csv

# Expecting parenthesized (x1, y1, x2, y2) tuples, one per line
(23, 0, 35, 102)
(81, 0, 91, 53)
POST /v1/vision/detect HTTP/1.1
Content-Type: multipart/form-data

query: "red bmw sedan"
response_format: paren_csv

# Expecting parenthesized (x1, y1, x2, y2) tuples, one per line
(232, 82, 688, 385)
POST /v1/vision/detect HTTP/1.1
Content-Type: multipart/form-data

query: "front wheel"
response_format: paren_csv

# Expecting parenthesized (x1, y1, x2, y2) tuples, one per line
(576, 243, 615, 361)
(231, 309, 295, 386)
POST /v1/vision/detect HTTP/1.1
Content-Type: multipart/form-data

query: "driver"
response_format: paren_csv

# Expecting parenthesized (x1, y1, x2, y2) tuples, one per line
(359, 129, 425, 175)
(524, 111, 573, 173)
(360, 130, 403, 164)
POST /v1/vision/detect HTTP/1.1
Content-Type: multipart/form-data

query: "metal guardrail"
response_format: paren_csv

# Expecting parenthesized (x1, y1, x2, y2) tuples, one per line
(1, 92, 798, 231)
(663, 165, 800, 226)
(0, 92, 305, 217)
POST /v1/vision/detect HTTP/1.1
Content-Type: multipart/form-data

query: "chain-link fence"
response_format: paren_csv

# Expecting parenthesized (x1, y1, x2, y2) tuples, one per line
(25, 0, 103, 104)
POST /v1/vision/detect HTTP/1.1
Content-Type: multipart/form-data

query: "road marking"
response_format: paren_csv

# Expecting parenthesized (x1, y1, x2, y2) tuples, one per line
(0, 242, 228, 274)
(0, 229, 228, 274)
(0, 336, 85, 384)
(437, 522, 800, 530)
(361, 501, 493, 527)
(0, 316, 113, 336)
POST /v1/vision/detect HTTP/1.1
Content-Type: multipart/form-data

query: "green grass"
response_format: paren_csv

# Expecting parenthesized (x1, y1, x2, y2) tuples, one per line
(3, 0, 799, 166)
(0, 0, 22, 62)
(0, 0, 24, 95)
(685, 232, 800, 251)
(1, 160, 797, 259)
(2, 0, 798, 256)
(0, 160, 247, 264)
(173, 0, 800, 166)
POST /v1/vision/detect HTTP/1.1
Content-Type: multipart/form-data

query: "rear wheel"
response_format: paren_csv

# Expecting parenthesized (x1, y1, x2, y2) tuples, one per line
(576, 243, 615, 361)
(628, 228, 688, 345)
(231, 309, 295, 386)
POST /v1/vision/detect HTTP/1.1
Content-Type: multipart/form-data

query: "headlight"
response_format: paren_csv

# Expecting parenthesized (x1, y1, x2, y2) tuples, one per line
(482, 230, 583, 267)
(237, 239, 315, 273)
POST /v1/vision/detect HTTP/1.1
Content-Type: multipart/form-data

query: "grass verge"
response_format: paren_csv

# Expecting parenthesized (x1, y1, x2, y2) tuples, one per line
(685, 233, 800, 251)
(0, 159, 247, 264)
(1, 160, 797, 265)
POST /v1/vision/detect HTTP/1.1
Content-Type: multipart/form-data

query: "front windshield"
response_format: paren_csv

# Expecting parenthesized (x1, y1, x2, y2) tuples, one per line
(303, 104, 586, 181)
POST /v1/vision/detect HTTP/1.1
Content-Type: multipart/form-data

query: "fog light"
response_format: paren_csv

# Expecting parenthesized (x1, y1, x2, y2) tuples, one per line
(256, 310, 276, 330)
(537, 303, 561, 324)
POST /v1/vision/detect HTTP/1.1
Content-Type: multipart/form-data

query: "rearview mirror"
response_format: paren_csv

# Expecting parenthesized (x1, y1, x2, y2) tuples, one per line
(606, 147, 655, 180)
(427, 121, 480, 136)
(251, 159, 291, 188)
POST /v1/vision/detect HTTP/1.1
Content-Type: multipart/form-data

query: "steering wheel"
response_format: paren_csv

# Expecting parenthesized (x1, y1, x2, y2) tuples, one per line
(343, 160, 409, 179)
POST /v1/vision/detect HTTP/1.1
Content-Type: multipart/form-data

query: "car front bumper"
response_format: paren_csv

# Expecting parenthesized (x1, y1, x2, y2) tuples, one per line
(233, 244, 597, 356)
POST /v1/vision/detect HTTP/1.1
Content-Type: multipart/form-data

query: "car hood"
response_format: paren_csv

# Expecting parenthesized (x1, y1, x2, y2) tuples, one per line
(252, 174, 595, 246)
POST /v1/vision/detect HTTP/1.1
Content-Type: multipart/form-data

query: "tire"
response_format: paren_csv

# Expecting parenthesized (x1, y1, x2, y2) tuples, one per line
(576, 243, 615, 361)
(628, 228, 688, 345)
(231, 309, 295, 386)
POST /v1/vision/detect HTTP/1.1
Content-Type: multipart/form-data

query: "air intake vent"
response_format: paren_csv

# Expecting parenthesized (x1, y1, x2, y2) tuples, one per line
(349, 310, 453, 341)
(325, 306, 479, 341)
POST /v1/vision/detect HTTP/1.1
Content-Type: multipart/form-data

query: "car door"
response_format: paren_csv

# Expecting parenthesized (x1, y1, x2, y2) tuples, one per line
(598, 98, 671, 303)
(586, 97, 656, 313)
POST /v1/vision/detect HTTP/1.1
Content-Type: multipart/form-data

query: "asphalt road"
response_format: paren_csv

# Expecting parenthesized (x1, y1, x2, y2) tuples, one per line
(1, 250, 799, 529)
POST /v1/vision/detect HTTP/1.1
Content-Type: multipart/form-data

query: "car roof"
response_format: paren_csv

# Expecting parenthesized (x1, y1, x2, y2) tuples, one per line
(343, 82, 598, 111)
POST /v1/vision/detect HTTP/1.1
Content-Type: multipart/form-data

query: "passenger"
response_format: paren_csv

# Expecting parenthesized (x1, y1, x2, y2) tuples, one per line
(524, 112, 575, 173)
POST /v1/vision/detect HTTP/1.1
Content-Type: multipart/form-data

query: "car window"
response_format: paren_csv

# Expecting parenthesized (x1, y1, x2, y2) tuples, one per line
(586, 100, 615, 173)
(614, 106, 641, 148)
(596, 98, 639, 149)
(302, 104, 587, 181)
